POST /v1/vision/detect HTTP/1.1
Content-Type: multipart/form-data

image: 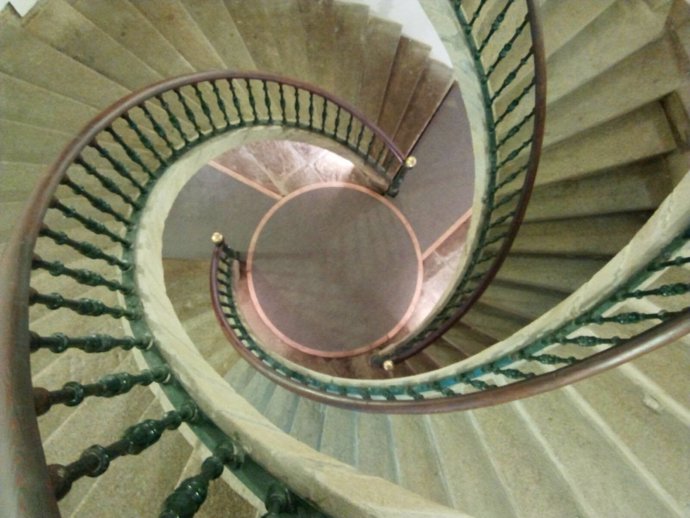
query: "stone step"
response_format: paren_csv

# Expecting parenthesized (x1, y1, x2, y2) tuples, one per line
(68, 398, 193, 518)
(319, 405, 358, 466)
(428, 412, 515, 517)
(515, 390, 680, 517)
(68, 0, 196, 78)
(569, 368, 690, 509)
(478, 281, 566, 322)
(241, 370, 277, 413)
(388, 414, 452, 507)
(129, 0, 227, 72)
(177, 0, 255, 70)
(377, 35, 431, 138)
(331, 2, 370, 106)
(461, 303, 530, 342)
(288, 396, 325, 450)
(545, 35, 687, 149)
(437, 323, 495, 358)
(525, 159, 672, 222)
(356, 16, 403, 121)
(356, 412, 397, 479)
(22, 0, 163, 91)
(294, 0, 338, 93)
(0, 162, 50, 204)
(544, 0, 668, 108)
(509, 213, 651, 257)
(471, 403, 585, 518)
(495, 254, 608, 294)
(262, 383, 300, 432)
(0, 16, 129, 109)
(537, 102, 677, 186)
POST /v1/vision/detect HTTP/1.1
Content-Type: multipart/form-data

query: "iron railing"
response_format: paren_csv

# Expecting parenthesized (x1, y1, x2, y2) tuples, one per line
(0, 70, 406, 517)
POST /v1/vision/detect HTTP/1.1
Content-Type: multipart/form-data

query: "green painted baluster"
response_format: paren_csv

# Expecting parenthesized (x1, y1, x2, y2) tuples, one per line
(122, 112, 169, 165)
(29, 331, 152, 353)
(308, 91, 315, 129)
(355, 123, 367, 151)
(39, 226, 132, 271)
(496, 108, 534, 148)
(344, 111, 354, 144)
(48, 404, 197, 500)
(137, 103, 180, 155)
(560, 335, 621, 347)
(103, 126, 156, 178)
(88, 143, 147, 194)
(294, 86, 302, 127)
(494, 78, 535, 125)
(262, 79, 273, 124)
(494, 163, 528, 190)
(191, 83, 215, 130)
(525, 353, 577, 366)
(487, 210, 516, 229)
(477, 0, 515, 53)
(49, 198, 131, 247)
(490, 48, 534, 102)
(227, 79, 246, 126)
(486, 15, 529, 77)
(211, 80, 232, 128)
(333, 105, 342, 140)
(320, 97, 329, 134)
(156, 93, 193, 145)
(173, 89, 205, 136)
(61, 176, 133, 228)
(618, 283, 690, 301)
(496, 137, 532, 169)
(75, 157, 142, 209)
(277, 82, 287, 123)
(245, 79, 259, 122)
(29, 289, 142, 320)
(159, 444, 244, 518)
(649, 255, 690, 270)
(32, 255, 133, 294)
(34, 366, 169, 416)
(468, 0, 490, 27)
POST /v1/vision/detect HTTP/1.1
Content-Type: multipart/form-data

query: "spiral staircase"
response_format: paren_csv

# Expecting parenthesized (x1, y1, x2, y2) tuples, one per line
(1, 0, 689, 517)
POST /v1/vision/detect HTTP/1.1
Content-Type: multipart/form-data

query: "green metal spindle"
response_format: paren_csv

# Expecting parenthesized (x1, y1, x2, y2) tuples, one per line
(468, 0, 490, 27)
(294, 86, 302, 127)
(211, 80, 232, 128)
(485, 15, 529, 77)
(48, 404, 197, 500)
(649, 256, 690, 270)
(490, 48, 534, 102)
(32, 256, 133, 294)
(560, 335, 621, 347)
(262, 79, 273, 123)
(477, 0, 515, 54)
(496, 108, 534, 148)
(89, 143, 147, 194)
(344, 111, 355, 144)
(227, 79, 246, 126)
(33, 366, 169, 416)
(487, 210, 517, 229)
(496, 137, 532, 169)
(29, 290, 141, 320)
(278, 82, 287, 123)
(583, 310, 684, 326)
(159, 444, 244, 518)
(494, 78, 535, 125)
(39, 226, 132, 271)
(191, 83, 216, 130)
(122, 112, 169, 165)
(526, 353, 578, 366)
(320, 97, 329, 134)
(493, 367, 535, 380)
(156, 93, 192, 145)
(493, 188, 521, 210)
(308, 91, 315, 128)
(333, 105, 342, 140)
(29, 331, 152, 353)
(173, 89, 204, 136)
(75, 157, 142, 209)
(618, 282, 690, 301)
(104, 126, 156, 178)
(49, 198, 131, 248)
(61, 176, 133, 228)
(494, 162, 528, 190)
(355, 123, 367, 151)
(138, 103, 180, 154)
(245, 79, 259, 122)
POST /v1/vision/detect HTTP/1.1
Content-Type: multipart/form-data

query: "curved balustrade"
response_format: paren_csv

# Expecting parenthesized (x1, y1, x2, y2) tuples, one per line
(0, 70, 404, 517)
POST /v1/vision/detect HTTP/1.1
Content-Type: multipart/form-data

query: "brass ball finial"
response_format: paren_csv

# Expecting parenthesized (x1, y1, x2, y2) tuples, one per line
(404, 156, 417, 168)
(382, 360, 395, 372)
(211, 232, 224, 245)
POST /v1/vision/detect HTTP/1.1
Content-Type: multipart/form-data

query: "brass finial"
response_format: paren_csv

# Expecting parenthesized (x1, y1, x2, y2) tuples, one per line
(382, 359, 395, 372)
(211, 232, 224, 245)
(404, 156, 417, 168)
